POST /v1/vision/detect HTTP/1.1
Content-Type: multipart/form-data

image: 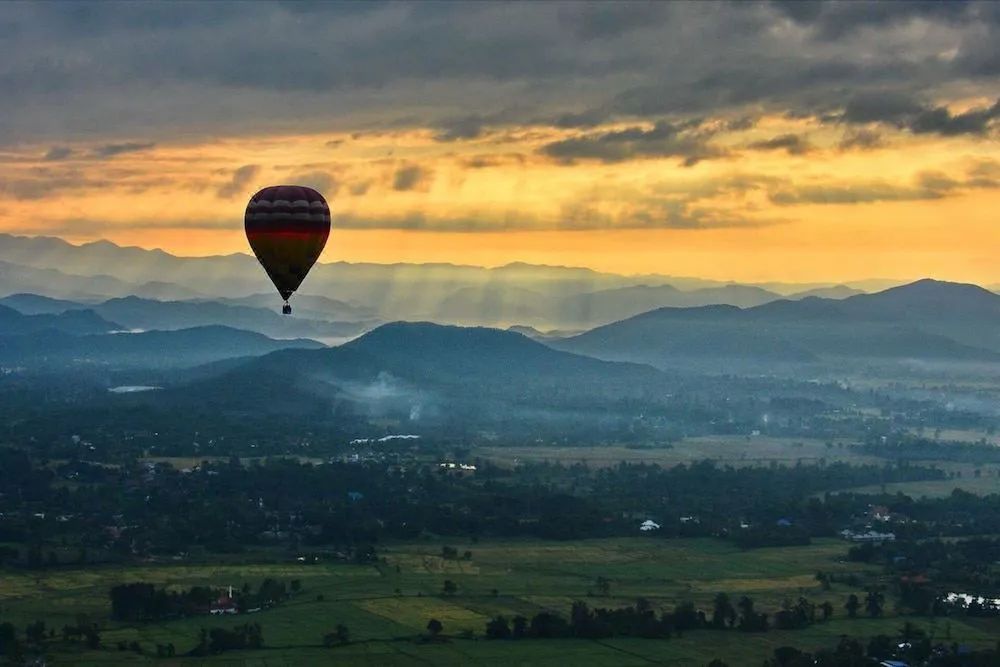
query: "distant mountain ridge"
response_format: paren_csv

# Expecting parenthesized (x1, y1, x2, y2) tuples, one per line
(0, 233, 885, 329)
(165, 322, 666, 424)
(0, 294, 371, 343)
(0, 325, 324, 370)
(553, 279, 1000, 371)
(0, 303, 118, 335)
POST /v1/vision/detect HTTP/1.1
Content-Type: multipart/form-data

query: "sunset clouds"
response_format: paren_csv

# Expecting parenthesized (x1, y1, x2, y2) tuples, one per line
(0, 1, 998, 282)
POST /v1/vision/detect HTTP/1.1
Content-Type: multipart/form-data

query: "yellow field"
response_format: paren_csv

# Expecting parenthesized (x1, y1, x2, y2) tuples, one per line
(359, 597, 491, 634)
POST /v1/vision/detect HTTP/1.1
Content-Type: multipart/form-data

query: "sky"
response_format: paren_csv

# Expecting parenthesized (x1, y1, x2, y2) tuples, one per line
(0, 1, 999, 283)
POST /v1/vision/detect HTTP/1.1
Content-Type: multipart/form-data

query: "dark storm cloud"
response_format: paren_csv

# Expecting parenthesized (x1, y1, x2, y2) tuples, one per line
(393, 164, 432, 191)
(549, 108, 613, 129)
(540, 121, 723, 165)
(0, 167, 125, 200)
(432, 109, 529, 142)
(43, 146, 73, 161)
(92, 142, 155, 158)
(769, 162, 1000, 206)
(838, 129, 883, 151)
(216, 164, 260, 199)
(910, 99, 1000, 135)
(0, 1, 997, 144)
(434, 116, 490, 142)
(771, 0, 976, 40)
(746, 134, 812, 155)
(289, 170, 339, 196)
(557, 2, 672, 41)
(841, 92, 925, 124)
(840, 93, 1000, 136)
(769, 182, 944, 205)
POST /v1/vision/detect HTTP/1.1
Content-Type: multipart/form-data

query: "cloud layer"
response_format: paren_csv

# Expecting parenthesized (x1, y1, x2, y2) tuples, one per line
(0, 1, 997, 144)
(0, 0, 997, 285)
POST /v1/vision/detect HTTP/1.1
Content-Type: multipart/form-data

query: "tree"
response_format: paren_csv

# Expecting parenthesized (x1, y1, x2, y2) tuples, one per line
(820, 601, 833, 621)
(442, 580, 457, 596)
(512, 615, 527, 639)
(845, 594, 860, 618)
(485, 616, 511, 639)
(426, 619, 443, 638)
(865, 588, 885, 618)
(1, 622, 18, 654)
(25, 620, 46, 645)
(712, 593, 736, 628)
(530, 612, 569, 639)
(323, 624, 349, 648)
(773, 646, 804, 666)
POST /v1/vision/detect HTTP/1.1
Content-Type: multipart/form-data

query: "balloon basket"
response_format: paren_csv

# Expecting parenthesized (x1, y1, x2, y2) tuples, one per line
(282, 302, 292, 315)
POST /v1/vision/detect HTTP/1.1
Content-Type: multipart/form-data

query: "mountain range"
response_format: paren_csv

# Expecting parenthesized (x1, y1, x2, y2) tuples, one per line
(155, 322, 668, 434)
(0, 233, 897, 330)
(0, 324, 323, 371)
(0, 294, 370, 343)
(552, 279, 1000, 372)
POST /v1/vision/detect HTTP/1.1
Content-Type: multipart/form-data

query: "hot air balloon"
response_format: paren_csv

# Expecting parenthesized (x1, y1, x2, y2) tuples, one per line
(245, 185, 331, 314)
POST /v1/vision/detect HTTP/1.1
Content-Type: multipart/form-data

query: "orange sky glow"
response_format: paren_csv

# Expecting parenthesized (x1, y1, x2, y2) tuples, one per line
(2, 109, 997, 284)
(2, 2, 999, 284)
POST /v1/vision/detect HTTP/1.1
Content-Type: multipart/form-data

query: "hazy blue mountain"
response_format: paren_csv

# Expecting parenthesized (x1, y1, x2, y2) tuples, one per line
(2, 293, 372, 342)
(553, 280, 1000, 371)
(213, 292, 378, 322)
(90, 296, 371, 342)
(838, 279, 1000, 322)
(432, 285, 548, 325)
(0, 260, 137, 301)
(169, 322, 665, 420)
(506, 325, 583, 340)
(0, 325, 324, 370)
(549, 283, 782, 326)
(0, 233, 956, 332)
(131, 281, 208, 300)
(0, 303, 118, 335)
(0, 293, 89, 315)
(786, 285, 864, 300)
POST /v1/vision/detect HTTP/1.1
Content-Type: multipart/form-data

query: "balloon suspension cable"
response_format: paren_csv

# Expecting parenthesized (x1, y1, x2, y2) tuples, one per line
(282, 301, 292, 315)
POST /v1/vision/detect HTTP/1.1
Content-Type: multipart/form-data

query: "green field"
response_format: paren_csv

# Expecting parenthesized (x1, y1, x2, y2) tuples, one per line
(2, 538, 997, 665)
(830, 474, 1000, 499)
(475, 435, 879, 469)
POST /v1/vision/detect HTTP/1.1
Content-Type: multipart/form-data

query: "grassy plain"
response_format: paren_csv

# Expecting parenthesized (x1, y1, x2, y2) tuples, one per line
(829, 475, 1000, 499)
(475, 436, 880, 469)
(2, 538, 997, 665)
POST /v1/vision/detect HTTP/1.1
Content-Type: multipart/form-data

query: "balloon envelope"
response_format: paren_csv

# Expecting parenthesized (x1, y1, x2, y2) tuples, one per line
(245, 185, 330, 302)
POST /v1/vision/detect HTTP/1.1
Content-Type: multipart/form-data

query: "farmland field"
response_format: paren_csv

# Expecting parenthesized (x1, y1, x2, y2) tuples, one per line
(829, 475, 1000, 499)
(3, 538, 997, 665)
(475, 436, 880, 469)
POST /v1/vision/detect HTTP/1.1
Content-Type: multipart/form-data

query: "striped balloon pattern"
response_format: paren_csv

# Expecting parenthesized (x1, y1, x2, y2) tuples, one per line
(245, 185, 331, 303)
